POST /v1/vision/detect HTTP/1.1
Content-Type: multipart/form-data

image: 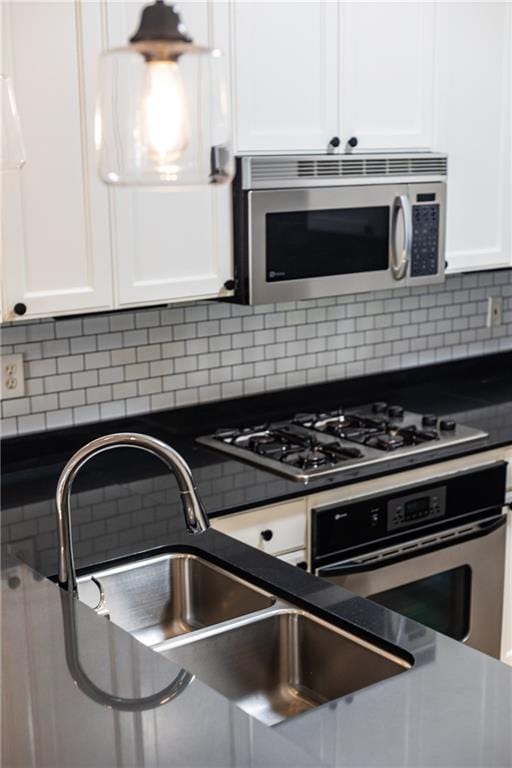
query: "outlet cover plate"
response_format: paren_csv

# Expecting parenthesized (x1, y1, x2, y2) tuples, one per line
(1, 354, 25, 400)
(487, 296, 503, 328)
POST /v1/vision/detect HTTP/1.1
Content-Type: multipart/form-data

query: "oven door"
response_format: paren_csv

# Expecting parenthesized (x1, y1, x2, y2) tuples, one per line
(247, 184, 407, 304)
(316, 514, 507, 659)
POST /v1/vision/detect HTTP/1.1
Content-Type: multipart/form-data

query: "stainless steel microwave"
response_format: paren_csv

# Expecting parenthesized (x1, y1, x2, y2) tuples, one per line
(232, 153, 448, 305)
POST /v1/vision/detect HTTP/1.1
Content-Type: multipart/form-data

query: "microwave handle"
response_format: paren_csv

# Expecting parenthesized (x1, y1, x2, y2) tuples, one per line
(391, 194, 412, 280)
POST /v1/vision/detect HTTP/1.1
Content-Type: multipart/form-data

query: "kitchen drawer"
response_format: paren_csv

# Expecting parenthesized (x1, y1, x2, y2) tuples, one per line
(211, 499, 307, 555)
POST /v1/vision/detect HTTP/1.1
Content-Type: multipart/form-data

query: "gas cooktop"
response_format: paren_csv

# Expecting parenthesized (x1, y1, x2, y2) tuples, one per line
(197, 403, 488, 482)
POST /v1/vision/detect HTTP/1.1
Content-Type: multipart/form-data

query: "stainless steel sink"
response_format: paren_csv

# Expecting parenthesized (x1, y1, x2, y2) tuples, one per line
(156, 608, 411, 726)
(78, 552, 411, 725)
(77, 553, 275, 646)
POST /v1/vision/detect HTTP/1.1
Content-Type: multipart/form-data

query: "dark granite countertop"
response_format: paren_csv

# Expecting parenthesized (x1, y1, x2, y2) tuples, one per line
(2, 351, 511, 578)
(1, 551, 318, 768)
(2, 352, 512, 767)
(3, 524, 512, 768)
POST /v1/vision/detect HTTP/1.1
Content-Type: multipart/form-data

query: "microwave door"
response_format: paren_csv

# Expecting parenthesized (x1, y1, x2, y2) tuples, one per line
(247, 185, 407, 305)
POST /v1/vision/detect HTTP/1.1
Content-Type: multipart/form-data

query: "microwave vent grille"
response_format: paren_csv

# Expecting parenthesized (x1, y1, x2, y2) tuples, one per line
(248, 154, 448, 185)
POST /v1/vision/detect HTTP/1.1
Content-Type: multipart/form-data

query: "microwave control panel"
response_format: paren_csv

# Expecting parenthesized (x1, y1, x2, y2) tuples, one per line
(411, 201, 440, 277)
(387, 486, 447, 531)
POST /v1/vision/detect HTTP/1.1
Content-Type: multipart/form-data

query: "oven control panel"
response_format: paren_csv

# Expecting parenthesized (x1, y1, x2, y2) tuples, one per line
(310, 463, 506, 568)
(387, 486, 446, 531)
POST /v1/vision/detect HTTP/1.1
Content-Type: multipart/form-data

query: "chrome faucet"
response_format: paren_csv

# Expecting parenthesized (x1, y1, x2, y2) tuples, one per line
(56, 432, 209, 597)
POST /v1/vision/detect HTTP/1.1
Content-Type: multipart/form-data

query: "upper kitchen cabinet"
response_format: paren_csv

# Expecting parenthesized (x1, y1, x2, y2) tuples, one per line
(1, 1, 113, 321)
(339, 2, 435, 151)
(434, 2, 512, 273)
(1, 1, 233, 322)
(228, 2, 339, 154)
(227, 1, 435, 154)
(105, 1, 234, 308)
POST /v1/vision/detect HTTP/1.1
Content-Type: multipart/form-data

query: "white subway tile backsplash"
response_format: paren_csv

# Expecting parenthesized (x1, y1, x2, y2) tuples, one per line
(70, 336, 97, 354)
(1, 272, 511, 437)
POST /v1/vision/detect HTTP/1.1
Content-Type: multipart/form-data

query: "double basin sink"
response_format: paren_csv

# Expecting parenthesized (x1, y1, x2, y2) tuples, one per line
(78, 553, 411, 726)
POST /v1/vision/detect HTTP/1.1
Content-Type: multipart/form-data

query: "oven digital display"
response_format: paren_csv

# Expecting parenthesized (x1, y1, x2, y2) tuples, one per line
(387, 486, 446, 531)
(405, 497, 430, 519)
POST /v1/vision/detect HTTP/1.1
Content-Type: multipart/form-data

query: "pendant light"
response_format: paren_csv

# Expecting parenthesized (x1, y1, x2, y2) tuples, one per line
(96, 1, 232, 187)
(1, 74, 26, 171)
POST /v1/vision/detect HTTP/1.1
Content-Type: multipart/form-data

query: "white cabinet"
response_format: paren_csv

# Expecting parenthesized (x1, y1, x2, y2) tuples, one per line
(112, 184, 233, 308)
(211, 498, 307, 556)
(228, 1, 435, 155)
(106, 1, 234, 308)
(229, 2, 338, 154)
(340, 2, 435, 151)
(1, 1, 113, 321)
(435, 2, 512, 273)
(1, 0, 233, 322)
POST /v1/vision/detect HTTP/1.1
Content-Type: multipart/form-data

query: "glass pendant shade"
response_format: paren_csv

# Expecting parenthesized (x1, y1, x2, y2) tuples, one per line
(1, 74, 26, 171)
(96, 3, 232, 187)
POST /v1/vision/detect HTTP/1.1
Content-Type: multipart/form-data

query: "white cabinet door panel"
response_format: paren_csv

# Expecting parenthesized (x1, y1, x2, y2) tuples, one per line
(230, 1, 339, 153)
(435, 2, 511, 273)
(340, 2, 435, 151)
(107, 1, 233, 307)
(113, 187, 232, 306)
(1, 1, 113, 320)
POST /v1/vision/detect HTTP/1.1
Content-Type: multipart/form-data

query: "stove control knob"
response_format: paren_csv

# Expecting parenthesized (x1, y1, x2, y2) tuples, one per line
(388, 405, 404, 418)
(440, 419, 456, 432)
(372, 402, 388, 413)
(261, 529, 273, 542)
(422, 414, 437, 427)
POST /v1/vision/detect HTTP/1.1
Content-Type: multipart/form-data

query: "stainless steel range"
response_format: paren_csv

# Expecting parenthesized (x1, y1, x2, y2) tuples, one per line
(198, 403, 487, 482)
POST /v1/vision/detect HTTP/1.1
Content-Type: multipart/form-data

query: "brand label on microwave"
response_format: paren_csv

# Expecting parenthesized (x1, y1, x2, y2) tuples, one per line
(267, 270, 286, 280)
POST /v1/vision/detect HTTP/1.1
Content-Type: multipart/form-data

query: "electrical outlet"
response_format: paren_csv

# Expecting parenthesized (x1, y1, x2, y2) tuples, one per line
(486, 296, 503, 328)
(1, 354, 25, 400)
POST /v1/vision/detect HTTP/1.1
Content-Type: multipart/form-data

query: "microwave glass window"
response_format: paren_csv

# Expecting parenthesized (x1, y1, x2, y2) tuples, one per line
(265, 206, 389, 282)
(369, 565, 471, 641)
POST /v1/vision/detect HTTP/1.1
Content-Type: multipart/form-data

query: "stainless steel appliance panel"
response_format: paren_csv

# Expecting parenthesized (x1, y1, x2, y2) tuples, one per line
(318, 517, 506, 659)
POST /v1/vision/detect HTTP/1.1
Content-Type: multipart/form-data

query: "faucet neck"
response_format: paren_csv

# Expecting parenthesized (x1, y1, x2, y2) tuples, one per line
(55, 433, 209, 595)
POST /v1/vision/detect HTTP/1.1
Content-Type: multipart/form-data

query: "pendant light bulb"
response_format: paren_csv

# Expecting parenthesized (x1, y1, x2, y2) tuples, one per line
(96, 0, 233, 187)
(142, 59, 189, 168)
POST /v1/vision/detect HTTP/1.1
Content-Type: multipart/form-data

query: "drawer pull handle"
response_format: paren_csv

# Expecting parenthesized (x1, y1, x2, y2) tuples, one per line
(261, 529, 273, 542)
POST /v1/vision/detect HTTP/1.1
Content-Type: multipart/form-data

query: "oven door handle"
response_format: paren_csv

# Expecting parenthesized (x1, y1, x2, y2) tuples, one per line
(391, 194, 412, 280)
(315, 514, 506, 577)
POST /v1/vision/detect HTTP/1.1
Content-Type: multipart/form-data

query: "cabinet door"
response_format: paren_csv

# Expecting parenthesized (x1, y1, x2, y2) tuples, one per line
(229, 1, 338, 153)
(340, 2, 435, 151)
(1, 2, 113, 321)
(107, 1, 233, 308)
(435, 3, 511, 273)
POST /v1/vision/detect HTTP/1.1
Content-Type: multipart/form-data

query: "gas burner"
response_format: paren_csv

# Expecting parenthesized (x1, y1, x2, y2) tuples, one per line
(309, 412, 388, 444)
(199, 405, 487, 482)
(247, 433, 289, 458)
(282, 448, 331, 470)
